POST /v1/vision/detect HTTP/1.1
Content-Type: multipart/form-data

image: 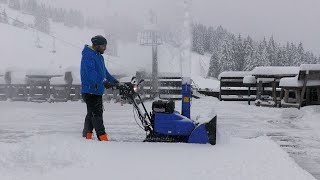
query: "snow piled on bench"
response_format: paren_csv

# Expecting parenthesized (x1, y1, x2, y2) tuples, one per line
(50, 77, 67, 85)
(218, 71, 252, 80)
(243, 75, 256, 84)
(65, 66, 81, 85)
(280, 75, 320, 87)
(252, 66, 300, 76)
(300, 64, 320, 71)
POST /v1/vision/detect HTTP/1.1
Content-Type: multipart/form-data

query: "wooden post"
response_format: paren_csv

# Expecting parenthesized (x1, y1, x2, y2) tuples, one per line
(219, 79, 222, 101)
(299, 77, 308, 108)
(306, 87, 311, 105)
(284, 89, 289, 103)
(280, 87, 284, 106)
(317, 88, 320, 104)
(272, 80, 277, 107)
(248, 86, 251, 105)
(295, 90, 299, 103)
(257, 80, 262, 101)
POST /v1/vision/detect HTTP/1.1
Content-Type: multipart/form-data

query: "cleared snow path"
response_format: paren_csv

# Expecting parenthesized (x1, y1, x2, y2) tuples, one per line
(0, 98, 318, 180)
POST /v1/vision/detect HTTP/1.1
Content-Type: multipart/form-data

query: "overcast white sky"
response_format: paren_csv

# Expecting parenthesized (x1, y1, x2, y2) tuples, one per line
(44, 0, 320, 55)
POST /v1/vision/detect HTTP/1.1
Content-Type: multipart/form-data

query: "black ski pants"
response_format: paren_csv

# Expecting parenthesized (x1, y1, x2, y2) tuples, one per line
(82, 93, 106, 137)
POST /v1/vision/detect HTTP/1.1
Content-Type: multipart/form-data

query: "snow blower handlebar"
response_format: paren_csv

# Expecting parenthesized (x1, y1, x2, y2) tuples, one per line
(106, 78, 153, 133)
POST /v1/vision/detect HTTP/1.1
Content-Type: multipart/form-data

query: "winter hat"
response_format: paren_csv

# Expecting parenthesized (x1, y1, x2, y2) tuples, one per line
(91, 35, 107, 46)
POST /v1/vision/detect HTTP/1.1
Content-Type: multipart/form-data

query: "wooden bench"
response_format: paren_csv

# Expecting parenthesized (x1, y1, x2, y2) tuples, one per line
(252, 66, 299, 107)
(280, 64, 320, 108)
(219, 71, 256, 102)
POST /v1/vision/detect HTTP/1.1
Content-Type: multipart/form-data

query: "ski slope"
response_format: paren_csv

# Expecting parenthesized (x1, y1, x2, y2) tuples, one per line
(0, 6, 218, 90)
(0, 97, 317, 180)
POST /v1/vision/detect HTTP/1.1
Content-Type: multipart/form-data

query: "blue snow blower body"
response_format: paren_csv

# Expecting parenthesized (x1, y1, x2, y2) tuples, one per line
(115, 78, 217, 145)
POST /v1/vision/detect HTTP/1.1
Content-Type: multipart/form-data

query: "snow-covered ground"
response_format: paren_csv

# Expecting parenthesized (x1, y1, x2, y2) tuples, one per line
(0, 97, 319, 180)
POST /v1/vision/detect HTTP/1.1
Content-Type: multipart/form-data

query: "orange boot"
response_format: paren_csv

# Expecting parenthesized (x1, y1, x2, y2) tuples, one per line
(99, 133, 109, 141)
(86, 132, 93, 140)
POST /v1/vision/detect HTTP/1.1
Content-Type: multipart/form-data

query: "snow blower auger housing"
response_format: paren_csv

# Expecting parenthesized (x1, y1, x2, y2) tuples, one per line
(114, 77, 217, 145)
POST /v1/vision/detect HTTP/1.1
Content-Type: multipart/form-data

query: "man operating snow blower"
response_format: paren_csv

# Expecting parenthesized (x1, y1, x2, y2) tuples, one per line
(80, 35, 119, 141)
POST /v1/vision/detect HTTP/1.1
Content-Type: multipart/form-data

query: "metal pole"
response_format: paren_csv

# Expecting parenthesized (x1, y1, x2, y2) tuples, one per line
(151, 31, 158, 98)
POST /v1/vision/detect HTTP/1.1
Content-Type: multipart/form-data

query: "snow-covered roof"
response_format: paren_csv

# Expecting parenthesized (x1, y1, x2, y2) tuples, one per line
(243, 75, 256, 84)
(10, 71, 27, 84)
(218, 71, 252, 80)
(257, 78, 275, 82)
(252, 66, 299, 76)
(280, 75, 320, 87)
(26, 69, 63, 76)
(300, 64, 320, 71)
(50, 77, 67, 85)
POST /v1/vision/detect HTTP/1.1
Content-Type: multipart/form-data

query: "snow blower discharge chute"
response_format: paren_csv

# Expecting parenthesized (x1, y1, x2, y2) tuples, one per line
(113, 77, 217, 145)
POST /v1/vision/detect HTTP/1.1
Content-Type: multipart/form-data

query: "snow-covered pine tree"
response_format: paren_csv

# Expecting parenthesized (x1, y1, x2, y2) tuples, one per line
(276, 46, 286, 66)
(206, 26, 215, 53)
(64, 9, 78, 28)
(296, 42, 304, 65)
(257, 37, 269, 66)
(9, 0, 20, 10)
(281, 42, 292, 66)
(220, 38, 235, 71)
(73, 10, 84, 29)
(267, 36, 279, 66)
(243, 36, 255, 70)
(53, 8, 65, 23)
(233, 34, 245, 71)
(207, 51, 221, 78)
(21, 0, 37, 15)
(34, 4, 50, 34)
(192, 24, 205, 55)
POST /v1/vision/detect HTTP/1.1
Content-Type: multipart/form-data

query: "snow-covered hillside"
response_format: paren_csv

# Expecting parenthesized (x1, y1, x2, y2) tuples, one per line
(0, 4, 219, 90)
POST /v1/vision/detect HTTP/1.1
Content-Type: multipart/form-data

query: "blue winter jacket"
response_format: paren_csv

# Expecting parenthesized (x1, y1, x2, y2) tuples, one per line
(80, 45, 117, 95)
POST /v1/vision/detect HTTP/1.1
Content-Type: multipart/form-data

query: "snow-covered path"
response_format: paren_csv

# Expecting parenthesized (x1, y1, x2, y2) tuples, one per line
(211, 99, 320, 179)
(0, 97, 318, 180)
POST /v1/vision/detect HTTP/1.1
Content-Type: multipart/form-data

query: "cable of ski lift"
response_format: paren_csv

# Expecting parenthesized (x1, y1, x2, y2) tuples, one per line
(0, 11, 131, 69)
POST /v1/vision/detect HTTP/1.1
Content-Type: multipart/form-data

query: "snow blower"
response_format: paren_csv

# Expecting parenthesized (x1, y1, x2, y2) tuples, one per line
(114, 77, 217, 145)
